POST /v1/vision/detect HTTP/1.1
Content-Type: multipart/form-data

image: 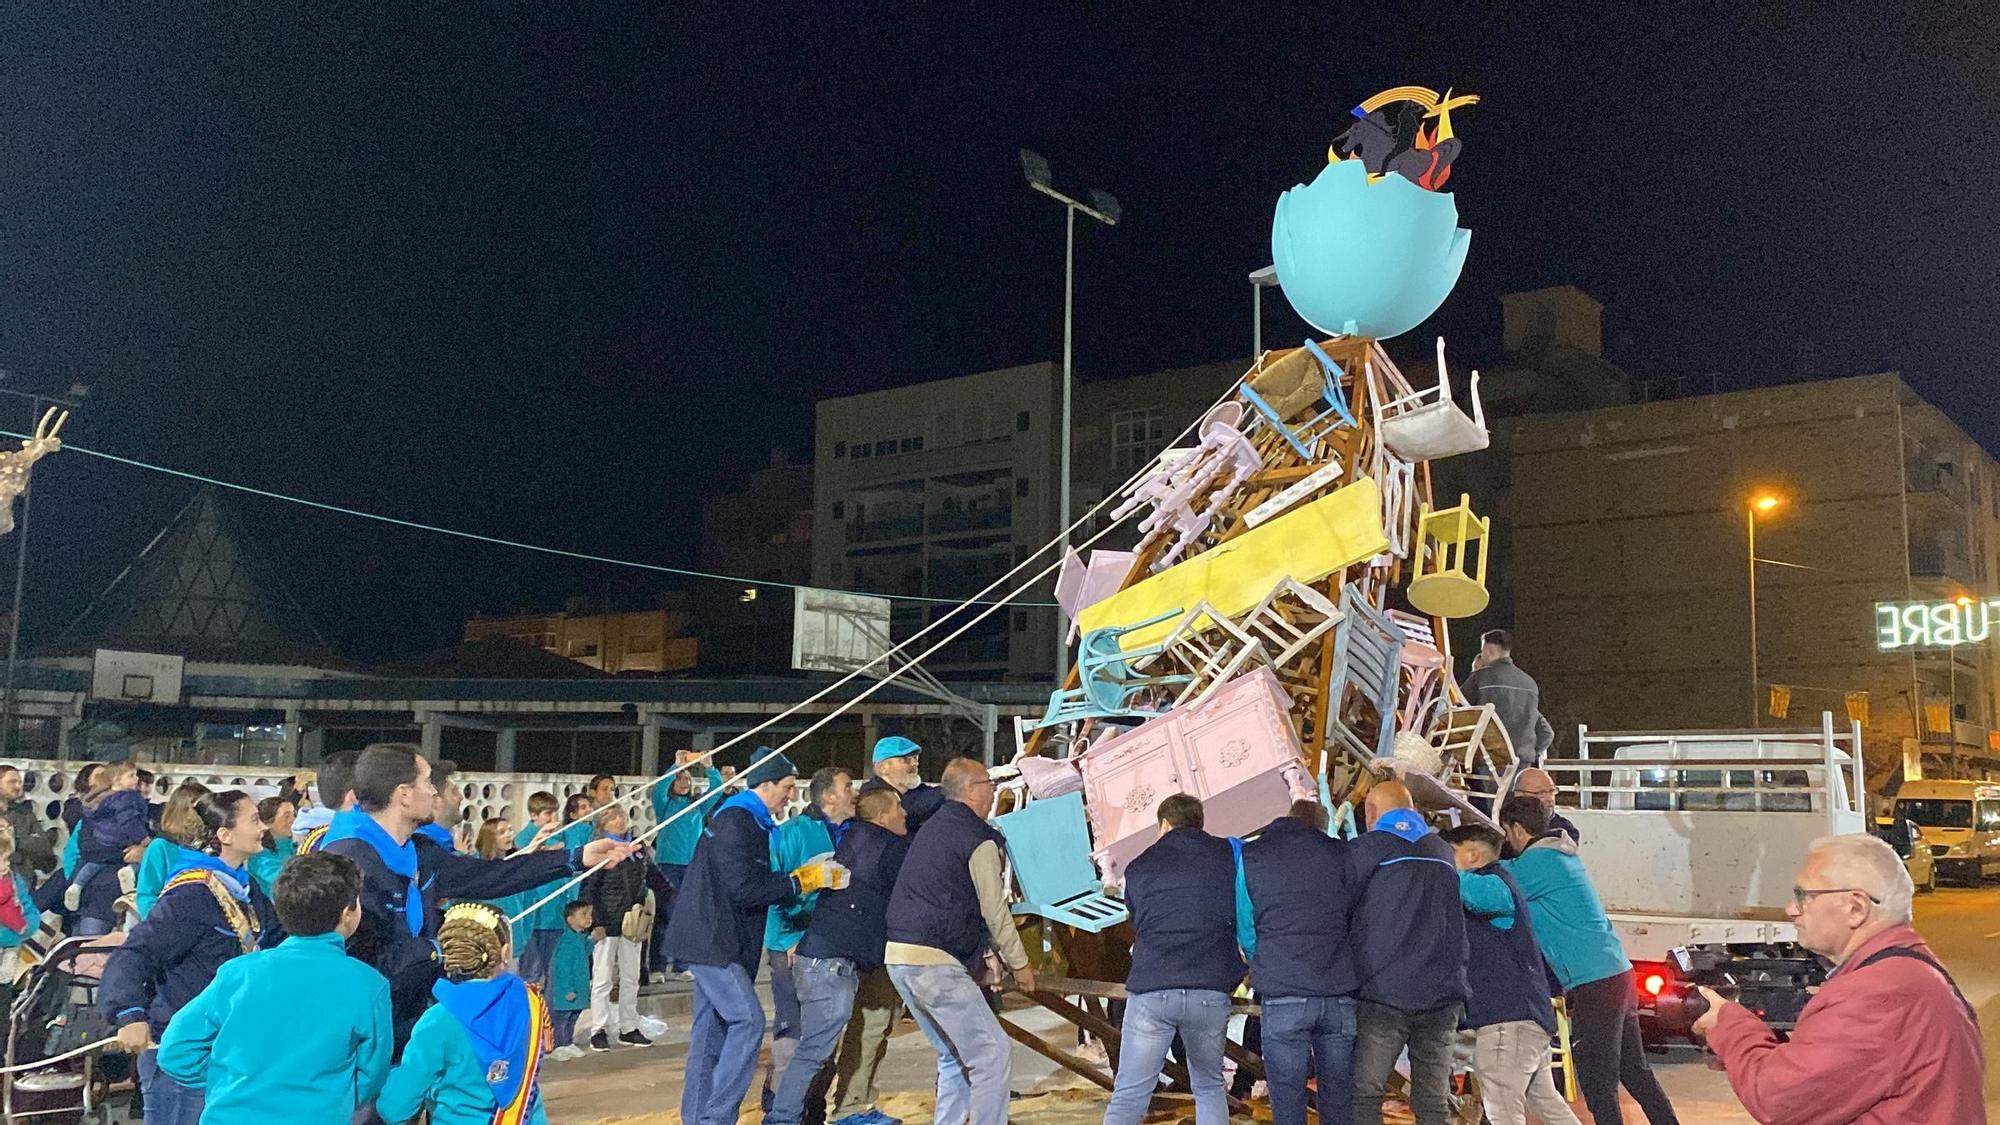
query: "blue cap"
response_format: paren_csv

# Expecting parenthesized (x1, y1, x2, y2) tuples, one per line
(741, 750, 800, 788)
(872, 735, 921, 763)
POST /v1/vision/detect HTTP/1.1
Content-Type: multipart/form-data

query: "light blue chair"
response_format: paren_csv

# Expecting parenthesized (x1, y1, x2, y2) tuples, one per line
(1238, 339, 1358, 461)
(1027, 608, 1192, 731)
(1326, 583, 1405, 764)
(993, 792, 1129, 932)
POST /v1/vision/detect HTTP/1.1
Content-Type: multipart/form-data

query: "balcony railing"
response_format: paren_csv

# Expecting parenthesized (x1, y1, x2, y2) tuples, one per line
(928, 507, 1012, 534)
(845, 514, 926, 543)
(1906, 463, 1966, 503)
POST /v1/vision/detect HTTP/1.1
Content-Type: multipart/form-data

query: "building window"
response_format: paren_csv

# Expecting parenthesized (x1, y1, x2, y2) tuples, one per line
(1016, 410, 1031, 432)
(900, 435, 924, 453)
(853, 443, 872, 459)
(875, 439, 896, 456)
(1112, 407, 1168, 473)
(628, 633, 660, 654)
(831, 501, 844, 520)
(833, 441, 846, 458)
(566, 641, 599, 659)
(1015, 476, 1030, 498)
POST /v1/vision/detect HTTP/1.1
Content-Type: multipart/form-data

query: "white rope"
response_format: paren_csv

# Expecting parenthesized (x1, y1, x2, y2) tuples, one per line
(504, 376, 1252, 920)
(0, 1036, 112, 1075)
(509, 375, 1245, 853)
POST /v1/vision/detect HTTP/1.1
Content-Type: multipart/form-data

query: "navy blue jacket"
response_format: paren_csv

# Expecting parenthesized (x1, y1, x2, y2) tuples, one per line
(662, 803, 797, 974)
(1459, 861, 1558, 1034)
(79, 790, 150, 863)
(885, 800, 1002, 969)
(100, 879, 282, 1038)
(858, 777, 948, 835)
(1239, 816, 1356, 999)
(798, 820, 911, 972)
(1347, 825, 1470, 1012)
(328, 830, 575, 1052)
(1125, 828, 1244, 996)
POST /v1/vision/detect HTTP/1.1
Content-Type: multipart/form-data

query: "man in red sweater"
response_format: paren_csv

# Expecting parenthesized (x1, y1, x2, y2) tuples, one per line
(1694, 833, 1984, 1124)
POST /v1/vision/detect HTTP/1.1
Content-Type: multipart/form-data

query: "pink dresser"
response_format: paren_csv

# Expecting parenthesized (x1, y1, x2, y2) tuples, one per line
(1078, 667, 1308, 884)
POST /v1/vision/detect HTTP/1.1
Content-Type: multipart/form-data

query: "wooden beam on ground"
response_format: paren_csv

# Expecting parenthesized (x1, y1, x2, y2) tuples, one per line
(996, 1013, 1116, 1091)
(1024, 988, 1252, 1117)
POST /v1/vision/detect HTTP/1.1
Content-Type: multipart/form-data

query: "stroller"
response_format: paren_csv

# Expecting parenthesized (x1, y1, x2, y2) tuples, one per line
(3, 930, 132, 1124)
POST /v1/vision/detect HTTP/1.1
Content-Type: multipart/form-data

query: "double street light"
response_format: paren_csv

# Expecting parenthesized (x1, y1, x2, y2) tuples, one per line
(1021, 150, 1120, 684)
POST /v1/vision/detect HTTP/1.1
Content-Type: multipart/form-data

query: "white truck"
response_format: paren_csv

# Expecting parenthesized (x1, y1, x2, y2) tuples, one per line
(1540, 712, 1865, 1043)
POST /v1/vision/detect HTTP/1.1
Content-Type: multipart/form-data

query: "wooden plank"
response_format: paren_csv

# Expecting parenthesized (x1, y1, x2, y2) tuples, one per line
(996, 1013, 1117, 1091)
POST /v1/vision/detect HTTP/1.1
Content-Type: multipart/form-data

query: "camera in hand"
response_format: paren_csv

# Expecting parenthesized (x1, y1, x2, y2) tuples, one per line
(1662, 946, 1740, 1028)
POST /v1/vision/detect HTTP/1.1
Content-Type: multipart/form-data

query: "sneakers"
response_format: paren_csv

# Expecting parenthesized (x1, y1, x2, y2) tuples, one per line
(549, 1044, 587, 1061)
(62, 883, 81, 911)
(617, 1029, 653, 1048)
(589, 1031, 611, 1053)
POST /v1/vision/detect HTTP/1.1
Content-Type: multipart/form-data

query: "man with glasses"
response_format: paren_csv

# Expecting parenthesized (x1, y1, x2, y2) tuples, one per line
(882, 758, 1031, 1125)
(1498, 796, 1680, 1124)
(1509, 768, 1579, 845)
(1693, 833, 1983, 1123)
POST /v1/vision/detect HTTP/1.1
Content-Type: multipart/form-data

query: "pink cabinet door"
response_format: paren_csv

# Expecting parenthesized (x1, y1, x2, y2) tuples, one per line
(1080, 722, 1183, 883)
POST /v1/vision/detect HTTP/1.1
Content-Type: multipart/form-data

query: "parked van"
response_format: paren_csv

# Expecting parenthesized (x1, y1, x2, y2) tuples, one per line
(1892, 780, 2000, 885)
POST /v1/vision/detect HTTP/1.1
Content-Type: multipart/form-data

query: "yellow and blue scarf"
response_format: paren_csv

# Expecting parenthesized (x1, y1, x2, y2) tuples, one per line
(432, 974, 546, 1125)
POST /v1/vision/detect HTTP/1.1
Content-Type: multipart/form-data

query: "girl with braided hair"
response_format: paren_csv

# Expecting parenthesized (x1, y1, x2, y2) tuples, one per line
(377, 900, 554, 1125)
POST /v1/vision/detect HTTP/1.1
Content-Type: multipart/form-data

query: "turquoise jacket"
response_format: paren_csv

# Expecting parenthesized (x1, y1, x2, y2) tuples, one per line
(0, 872, 40, 947)
(513, 822, 592, 933)
(548, 928, 591, 1011)
(377, 980, 549, 1125)
(1503, 835, 1629, 990)
(60, 828, 79, 879)
(134, 837, 178, 919)
(247, 836, 297, 900)
(651, 768, 724, 866)
(764, 812, 837, 952)
(156, 932, 393, 1122)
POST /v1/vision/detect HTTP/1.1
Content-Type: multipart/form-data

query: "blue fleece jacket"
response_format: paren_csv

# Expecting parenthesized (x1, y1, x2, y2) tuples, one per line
(133, 836, 179, 919)
(764, 810, 837, 952)
(651, 767, 724, 866)
(156, 932, 393, 1122)
(376, 976, 549, 1125)
(1503, 833, 1629, 990)
(79, 789, 149, 861)
(548, 927, 592, 1011)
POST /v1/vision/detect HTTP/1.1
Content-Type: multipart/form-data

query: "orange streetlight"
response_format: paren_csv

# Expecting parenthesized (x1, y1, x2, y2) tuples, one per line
(1747, 491, 1787, 725)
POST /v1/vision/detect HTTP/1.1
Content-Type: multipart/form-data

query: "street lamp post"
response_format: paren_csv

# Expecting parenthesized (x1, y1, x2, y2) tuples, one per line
(1249, 265, 1279, 359)
(1747, 493, 1781, 726)
(1021, 150, 1119, 685)
(0, 384, 83, 755)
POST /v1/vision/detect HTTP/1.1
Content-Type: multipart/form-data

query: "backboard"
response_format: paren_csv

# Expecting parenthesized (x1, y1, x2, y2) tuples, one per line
(791, 587, 893, 674)
(91, 649, 185, 704)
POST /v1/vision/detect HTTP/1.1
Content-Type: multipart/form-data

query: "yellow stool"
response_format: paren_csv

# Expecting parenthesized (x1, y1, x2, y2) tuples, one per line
(1407, 493, 1490, 618)
(1553, 997, 1578, 1102)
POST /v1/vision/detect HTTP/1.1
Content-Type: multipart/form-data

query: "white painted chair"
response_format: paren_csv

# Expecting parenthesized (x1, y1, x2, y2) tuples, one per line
(1242, 578, 1343, 667)
(1378, 338, 1489, 462)
(1156, 600, 1271, 712)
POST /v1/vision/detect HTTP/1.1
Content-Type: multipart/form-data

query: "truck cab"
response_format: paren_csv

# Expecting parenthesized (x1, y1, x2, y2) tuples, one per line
(1892, 780, 2000, 885)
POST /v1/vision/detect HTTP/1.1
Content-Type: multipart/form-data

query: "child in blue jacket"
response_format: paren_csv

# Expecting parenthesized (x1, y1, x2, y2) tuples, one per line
(155, 851, 393, 1122)
(546, 901, 594, 1060)
(65, 760, 150, 911)
(377, 900, 554, 1125)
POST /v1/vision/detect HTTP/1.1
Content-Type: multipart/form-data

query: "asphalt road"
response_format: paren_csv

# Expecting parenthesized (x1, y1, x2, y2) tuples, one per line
(546, 883, 2000, 1122)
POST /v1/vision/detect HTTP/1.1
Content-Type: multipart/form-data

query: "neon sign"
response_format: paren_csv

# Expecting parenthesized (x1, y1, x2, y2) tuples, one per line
(1875, 599, 2000, 649)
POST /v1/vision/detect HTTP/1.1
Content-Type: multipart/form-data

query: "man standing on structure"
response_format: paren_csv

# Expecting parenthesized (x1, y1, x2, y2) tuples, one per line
(1464, 630, 1555, 767)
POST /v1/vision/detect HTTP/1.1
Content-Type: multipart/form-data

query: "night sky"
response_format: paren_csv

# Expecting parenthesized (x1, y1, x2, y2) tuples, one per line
(3, 7, 1995, 662)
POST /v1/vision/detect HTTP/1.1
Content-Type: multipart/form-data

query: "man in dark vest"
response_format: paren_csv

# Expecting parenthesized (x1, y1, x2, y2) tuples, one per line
(1440, 823, 1579, 1125)
(1346, 781, 1469, 1125)
(1236, 798, 1356, 1125)
(668, 751, 849, 1125)
(883, 758, 1030, 1125)
(1104, 793, 1243, 1125)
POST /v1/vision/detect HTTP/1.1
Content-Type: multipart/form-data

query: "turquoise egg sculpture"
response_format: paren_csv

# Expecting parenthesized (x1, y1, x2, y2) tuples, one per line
(1270, 158, 1471, 340)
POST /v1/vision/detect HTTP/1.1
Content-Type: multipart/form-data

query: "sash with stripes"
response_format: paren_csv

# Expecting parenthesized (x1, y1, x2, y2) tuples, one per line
(298, 824, 331, 855)
(161, 869, 260, 953)
(492, 984, 549, 1125)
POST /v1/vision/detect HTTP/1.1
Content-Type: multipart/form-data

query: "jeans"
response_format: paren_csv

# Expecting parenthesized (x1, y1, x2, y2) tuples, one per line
(764, 947, 802, 1095)
(1104, 988, 1232, 1125)
(1352, 1000, 1462, 1125)
(768, 956, 860, 1125)
(658, 863, 687, 970)
(1472, 1019, 1580, 1125)
(683, 962, 767, 1125)
(139, 1048, 205, 1125)
(550, 1007, 581, 1048)
(1262, 994, 1357, 1125)
(887, 962, 1011, 1125)
(1567, 970, 1679, 1125)
(589, 935, 642, 1036)
(830, 965, 903, 1118)
(519, 928, 560, 991)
